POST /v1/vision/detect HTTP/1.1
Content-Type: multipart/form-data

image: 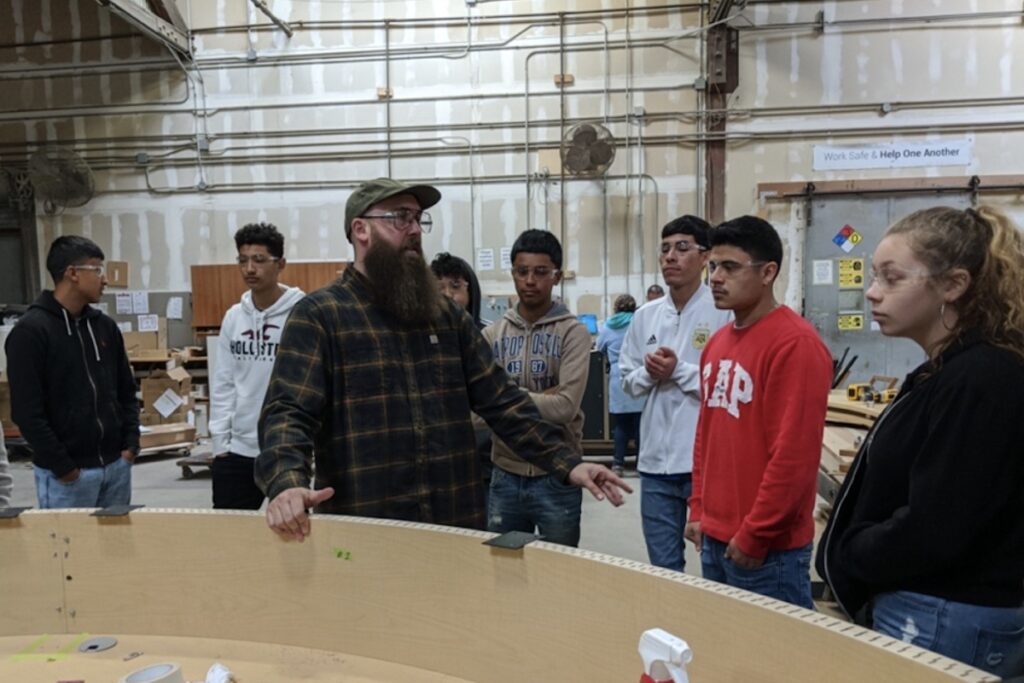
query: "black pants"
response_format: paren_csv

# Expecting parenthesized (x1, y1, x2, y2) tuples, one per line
(211, 453, 264, 510)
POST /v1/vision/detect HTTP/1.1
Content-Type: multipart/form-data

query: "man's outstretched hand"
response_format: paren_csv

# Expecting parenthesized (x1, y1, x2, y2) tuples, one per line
(266, 486, 336, 542)
(568, 463, 633, 506)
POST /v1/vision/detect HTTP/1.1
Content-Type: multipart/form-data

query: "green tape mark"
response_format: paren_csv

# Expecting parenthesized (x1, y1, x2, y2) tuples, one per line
(333, 547, 353, 560)
(11, 632, 89, 662)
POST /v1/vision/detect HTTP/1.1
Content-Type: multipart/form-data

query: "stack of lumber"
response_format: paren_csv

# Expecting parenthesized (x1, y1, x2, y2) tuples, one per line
(821, 425, 865, 477)
(818, 393, 877, 516)
(826, 390, 884, 428)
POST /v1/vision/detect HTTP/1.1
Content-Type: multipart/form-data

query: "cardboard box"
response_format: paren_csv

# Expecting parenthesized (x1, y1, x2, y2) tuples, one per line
(123, 330, 158, 352)
(122, 318, 169, 359)
(142, 366, 192, 423)
(139, 411, 162, 427)
(139, 423, 196, 450)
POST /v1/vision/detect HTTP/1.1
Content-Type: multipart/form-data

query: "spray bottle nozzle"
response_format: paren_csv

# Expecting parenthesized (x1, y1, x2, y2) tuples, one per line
(638, 628, 692, 683)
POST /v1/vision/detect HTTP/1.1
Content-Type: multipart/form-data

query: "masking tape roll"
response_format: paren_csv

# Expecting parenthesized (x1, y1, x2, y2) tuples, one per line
(119, 662, 185, 683)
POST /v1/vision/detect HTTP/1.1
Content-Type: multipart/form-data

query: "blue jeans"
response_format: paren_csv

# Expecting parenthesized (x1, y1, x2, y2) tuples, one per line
(872, 591, 1024, 677)
(34, 457, 132, 509)
(487, 466, 582, 547)
(701, 536, 814, 609)
(611, 412, 640, 469)
(640, 474, 691, 572)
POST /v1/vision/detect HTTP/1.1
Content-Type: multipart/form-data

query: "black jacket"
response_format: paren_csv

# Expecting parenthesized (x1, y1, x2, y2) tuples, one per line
(5, 291, 140, 478)
(816, 335, 1024, 618)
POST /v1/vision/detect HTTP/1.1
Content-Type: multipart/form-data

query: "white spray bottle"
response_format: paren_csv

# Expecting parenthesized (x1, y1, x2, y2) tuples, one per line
(638, 628, 693, 683)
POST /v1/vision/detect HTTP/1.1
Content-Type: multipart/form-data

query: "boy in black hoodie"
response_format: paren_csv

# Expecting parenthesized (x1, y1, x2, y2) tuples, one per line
(5, 236, 139, 508)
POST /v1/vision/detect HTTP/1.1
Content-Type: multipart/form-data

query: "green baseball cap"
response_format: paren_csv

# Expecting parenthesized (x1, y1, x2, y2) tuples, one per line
(344, 178, 442, 240)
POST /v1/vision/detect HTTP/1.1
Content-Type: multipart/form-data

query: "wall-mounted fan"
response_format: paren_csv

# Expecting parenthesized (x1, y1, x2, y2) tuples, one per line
(560, 122, 616, 178)
(28, 146, 95, 215)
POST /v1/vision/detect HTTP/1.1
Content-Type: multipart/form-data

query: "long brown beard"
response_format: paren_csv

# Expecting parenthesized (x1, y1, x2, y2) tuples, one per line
(363, 232, 443, 326)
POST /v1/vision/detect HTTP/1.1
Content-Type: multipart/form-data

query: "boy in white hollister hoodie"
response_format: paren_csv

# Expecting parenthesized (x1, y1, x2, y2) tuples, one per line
(209, 223, 304, 509)
(484, 230, 591, 547)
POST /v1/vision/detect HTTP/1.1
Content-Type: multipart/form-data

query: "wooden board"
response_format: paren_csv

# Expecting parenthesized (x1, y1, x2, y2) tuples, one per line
(0, 634, 472, 683)
(828, 390, 885, 420)
(190, 261, 346, 328)
(0, 511, 997, 682)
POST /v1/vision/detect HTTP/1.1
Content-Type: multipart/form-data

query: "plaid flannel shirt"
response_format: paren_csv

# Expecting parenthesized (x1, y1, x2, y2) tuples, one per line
(256, 267, 580, 529)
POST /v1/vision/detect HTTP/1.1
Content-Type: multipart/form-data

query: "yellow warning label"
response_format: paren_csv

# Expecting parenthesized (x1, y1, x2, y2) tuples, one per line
(838, 314, 864, 331)
(838, 258, 865, 290)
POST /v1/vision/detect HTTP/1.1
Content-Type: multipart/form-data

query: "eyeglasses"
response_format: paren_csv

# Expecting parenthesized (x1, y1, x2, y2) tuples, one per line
(71, 264, 105, 277)
(511, 266, 560, 280)
(360, 209, 433, 233)
(660, 241, 707, 256)
(438, 278, 468, 292)
(237, 255, 281, 267)
(707, 260, 767, 276)
(869, 267, 931, 292)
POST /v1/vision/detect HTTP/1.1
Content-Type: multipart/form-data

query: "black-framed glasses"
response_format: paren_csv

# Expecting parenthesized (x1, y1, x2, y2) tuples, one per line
(360, 209, 433, 233)
(660, 241, 707, 256)
(708, 260, 767, 276)
(237, 255, 280, 267)
(511, 266, 560, 280)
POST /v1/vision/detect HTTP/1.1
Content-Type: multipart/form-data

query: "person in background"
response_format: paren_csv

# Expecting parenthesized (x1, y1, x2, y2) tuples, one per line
(685, 216, 832, 608)
(257, 178, 629, 541)
(0, 421, 11, 507)
(620, 215, 732, 572)
(596, 294, 645, 477)
(209, 223, 305, 510)
(5, 236, 139, 509)
(646, 284, 665, 302)
(430, 252, 486, 329)
(484, 229, 592, 547)
(817, 206, 1024, 677)
(431, 252, 492, 502)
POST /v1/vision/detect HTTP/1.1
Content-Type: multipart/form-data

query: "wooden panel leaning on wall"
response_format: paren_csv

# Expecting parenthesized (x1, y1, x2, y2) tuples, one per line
(190, 261, 347, 328)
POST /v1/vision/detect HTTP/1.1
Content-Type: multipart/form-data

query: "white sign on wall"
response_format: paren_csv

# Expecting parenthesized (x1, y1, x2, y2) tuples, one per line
(813, 140, 972, 171)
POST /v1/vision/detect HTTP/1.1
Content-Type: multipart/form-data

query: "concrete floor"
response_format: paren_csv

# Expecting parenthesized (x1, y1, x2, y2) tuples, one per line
(5, 449, 702, 574)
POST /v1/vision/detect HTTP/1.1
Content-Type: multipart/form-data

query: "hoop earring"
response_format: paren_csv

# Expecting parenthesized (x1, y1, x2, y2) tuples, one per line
(939, 302, 956, 332)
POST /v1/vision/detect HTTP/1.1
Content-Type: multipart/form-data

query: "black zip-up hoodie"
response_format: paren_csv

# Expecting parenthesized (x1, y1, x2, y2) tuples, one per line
(5, 290, 140, 478)
(816, 333, 1024, 619)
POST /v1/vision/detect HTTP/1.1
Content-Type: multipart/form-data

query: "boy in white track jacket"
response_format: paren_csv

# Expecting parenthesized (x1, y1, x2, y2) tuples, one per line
(619, 215, 732, 572)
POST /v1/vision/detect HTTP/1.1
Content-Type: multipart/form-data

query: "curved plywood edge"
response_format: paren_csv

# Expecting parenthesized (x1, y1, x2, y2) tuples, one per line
(0, 510, 998, 683)
(0, 633, 474, 682)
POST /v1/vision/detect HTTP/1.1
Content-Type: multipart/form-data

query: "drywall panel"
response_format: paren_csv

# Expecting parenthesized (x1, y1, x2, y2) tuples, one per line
(4, 0, 1023, 321)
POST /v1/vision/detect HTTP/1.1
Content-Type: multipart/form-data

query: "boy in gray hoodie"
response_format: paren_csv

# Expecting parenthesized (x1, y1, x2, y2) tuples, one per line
(483, 230, 591, 546)
(209, 223, 304, 509)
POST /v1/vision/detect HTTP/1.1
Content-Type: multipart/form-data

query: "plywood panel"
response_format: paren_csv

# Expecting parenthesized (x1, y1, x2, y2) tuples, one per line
(0, 510, 994, 683)
(0, 634, 471, 682)
(190, 261, 347, 328)
(0, 513, 68, 636)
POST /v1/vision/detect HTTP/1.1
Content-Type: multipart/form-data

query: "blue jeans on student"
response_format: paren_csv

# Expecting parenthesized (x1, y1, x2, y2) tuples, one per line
(640, 474, 691, 573)
(611, 412, 641, 469)
(872, 591, 1024, 677)
(487, 466, 582, 547)
(34, 457, 132, 509)
(701, 535, 814, 610)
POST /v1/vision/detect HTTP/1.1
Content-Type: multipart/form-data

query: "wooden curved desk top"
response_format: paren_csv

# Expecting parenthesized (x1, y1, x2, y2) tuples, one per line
(0, 510, 997, 682)
(0, 634, 472, 682)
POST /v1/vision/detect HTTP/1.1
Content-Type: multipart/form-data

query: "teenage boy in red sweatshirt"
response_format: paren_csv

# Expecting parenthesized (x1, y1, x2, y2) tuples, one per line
(685, 216, 832, 609)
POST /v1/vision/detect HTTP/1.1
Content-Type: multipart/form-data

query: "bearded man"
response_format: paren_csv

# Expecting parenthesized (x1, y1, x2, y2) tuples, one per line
(257, 178, 631, 541)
